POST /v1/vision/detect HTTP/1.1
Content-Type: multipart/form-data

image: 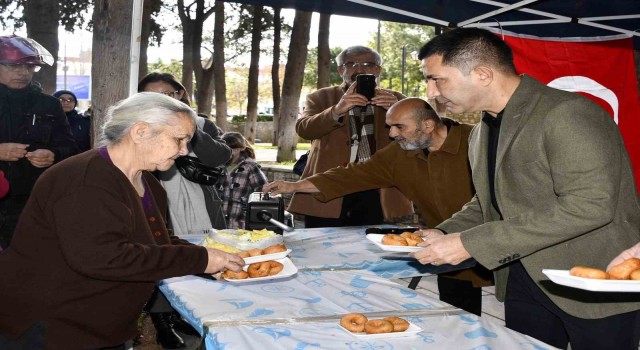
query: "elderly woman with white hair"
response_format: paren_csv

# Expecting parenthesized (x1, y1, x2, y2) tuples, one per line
(0, 92, 245, 349)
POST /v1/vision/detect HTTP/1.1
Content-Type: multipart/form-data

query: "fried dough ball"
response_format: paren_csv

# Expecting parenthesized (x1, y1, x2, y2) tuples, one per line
(247, 260, 284, 278)
(381, 234, 408, 246)
(384, 316, 410, 332)
(364, 319, 394, 334)
(247, 248, 263, 257)
(263, 244, 287, 255)
(569, 266, 609, 279)
(340, 313, 368, 333)
(400, 232, 423, 246)
(222, 270, 249, 280)
(608, 258, 640, 280)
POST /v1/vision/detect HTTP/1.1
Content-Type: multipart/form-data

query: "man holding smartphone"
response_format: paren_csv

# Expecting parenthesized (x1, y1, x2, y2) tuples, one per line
(291, 46, 413, 228)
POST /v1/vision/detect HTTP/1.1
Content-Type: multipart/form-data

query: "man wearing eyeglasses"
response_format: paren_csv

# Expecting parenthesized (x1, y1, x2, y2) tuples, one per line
(0, 35, 77, 249)
(291, 45, 413, 228)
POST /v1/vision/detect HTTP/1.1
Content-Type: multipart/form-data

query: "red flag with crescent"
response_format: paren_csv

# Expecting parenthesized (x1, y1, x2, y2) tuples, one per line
(500, 31, 640, 191)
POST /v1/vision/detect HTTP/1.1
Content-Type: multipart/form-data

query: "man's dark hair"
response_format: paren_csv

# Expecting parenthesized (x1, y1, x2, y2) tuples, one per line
(418, 28, 517, 75)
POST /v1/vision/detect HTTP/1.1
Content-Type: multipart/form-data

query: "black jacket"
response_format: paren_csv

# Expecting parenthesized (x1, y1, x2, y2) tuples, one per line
(0, 82, 78, 197)
(66, 109, 91, 152)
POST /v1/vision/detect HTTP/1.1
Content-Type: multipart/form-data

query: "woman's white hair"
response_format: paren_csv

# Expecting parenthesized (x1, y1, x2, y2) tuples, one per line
(97, 92, 197, 147)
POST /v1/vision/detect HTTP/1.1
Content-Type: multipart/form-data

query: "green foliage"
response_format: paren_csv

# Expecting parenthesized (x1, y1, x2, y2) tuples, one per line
(0, 0, 91, 32)
(147, 59, 184, 80)
(368, 22, 434, 97)
(145, 0, 164, 46)
(231, 114, 274, 123)
(59, 0, 92, 32)
(303, 46, 343, 89)
(254, 143, 310, 151)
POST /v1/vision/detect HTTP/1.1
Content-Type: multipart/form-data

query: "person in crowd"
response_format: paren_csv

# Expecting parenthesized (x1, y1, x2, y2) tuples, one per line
(217, 132, 268, 229)
(53, 89, 91, 152)
(0, 92, 245, 349)
(0, 35, 77, 249)
(263, 98, 493, 315)
(608, 242, 640, 270)
(412, 28, 640, 350)
(0, 171, 6, 253)
(138, 72, 231, 233)
(0, 170, 8, 199)
(138, 72, 231, 348)
(290, 45, 413, 228)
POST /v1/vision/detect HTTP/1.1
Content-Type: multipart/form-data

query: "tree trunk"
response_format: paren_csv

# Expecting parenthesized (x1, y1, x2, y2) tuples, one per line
(195, 63, 215, 117)
(91, 0, 134, 144)
(178, 0, 216, 114)
(271, 7, 281, 146)
(317, 13, 331, 89)
(277, 10, 312, 162)
(244, 5, 263, 143)
(25, 0, 59, 94)
(213, 1, 228, 130)
(138, 0, 153, 79)
(181, 20, 195, 99)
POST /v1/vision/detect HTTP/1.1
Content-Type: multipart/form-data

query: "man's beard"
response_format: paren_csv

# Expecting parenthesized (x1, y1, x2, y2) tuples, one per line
(395, 131, 431, 151)
(341, 73, 363, 92)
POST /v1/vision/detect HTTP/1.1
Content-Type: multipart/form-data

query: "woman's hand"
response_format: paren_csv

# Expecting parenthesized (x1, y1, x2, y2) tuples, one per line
(204, 248, 245, 274)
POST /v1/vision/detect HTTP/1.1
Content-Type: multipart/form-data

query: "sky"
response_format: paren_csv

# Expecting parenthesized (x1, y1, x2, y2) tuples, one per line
(147, 10, 380, 64)
(52, 9, 381, 66)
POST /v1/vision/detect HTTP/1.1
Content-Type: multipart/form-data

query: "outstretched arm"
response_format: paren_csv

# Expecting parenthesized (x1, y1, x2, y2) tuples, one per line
(262, 179, 319, 195)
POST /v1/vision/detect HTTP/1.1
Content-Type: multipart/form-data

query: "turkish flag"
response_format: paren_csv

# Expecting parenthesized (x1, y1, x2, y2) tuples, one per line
(501, 33, 640, 191)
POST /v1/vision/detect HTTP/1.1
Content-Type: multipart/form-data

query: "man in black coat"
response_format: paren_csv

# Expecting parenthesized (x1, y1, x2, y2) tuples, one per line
(0, 35, 77, 248)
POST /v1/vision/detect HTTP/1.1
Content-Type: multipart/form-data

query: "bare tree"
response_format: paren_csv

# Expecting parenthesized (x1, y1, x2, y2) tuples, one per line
(24, 0, 59, 94)
(317, 13, 331, 89)
(277, 10, 312, 162)
(177, 0, 215, 103)
(212, 1, 228, 129)
(244, 5, 263, 143)
(271, 7, 282, 146)
(138, 0, 163, 79)
(91, 0, 134, 143)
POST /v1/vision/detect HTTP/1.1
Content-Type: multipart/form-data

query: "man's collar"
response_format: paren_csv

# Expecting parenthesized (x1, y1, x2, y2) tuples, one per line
(482, 110, 504, 127)
(437, 118, 463, 155)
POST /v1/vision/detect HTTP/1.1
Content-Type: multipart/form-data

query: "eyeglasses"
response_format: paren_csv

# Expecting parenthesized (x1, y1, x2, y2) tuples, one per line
(342, 62, 379, 69)
(156, 90, 180, 98)
(0, 63, 41, 73)
(59, 98, 74, 104)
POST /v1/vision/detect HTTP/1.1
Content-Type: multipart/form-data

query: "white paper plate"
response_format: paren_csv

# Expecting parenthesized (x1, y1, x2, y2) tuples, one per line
(542, 269, 640, 292)
(224, 257, 298, 283)
(366, 234, 423, 253)
(338, 322, 422, 338)
(242, 249, 292, 265)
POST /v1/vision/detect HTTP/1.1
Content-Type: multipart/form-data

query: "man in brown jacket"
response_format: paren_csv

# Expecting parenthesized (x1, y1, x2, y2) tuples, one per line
(265, 98, 493, 315)
(291, 45, 413, 228)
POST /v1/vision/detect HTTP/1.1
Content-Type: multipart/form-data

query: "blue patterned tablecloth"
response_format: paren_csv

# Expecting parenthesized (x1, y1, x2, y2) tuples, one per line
(160, 269, 554, 350)
(283, 226, 475, 279)
(182, 226, 475, 279)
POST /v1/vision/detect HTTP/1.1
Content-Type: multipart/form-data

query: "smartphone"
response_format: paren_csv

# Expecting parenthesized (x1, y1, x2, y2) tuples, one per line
(356, 74, 376, 100)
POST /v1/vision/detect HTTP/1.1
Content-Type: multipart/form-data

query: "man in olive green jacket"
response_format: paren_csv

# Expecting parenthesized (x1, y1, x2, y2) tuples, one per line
(415, 28, 640, 350)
